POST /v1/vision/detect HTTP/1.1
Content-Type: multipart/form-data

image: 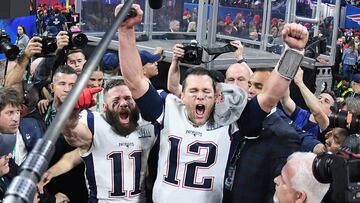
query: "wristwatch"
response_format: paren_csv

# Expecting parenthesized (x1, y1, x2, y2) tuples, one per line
(237, 58, 247, 64)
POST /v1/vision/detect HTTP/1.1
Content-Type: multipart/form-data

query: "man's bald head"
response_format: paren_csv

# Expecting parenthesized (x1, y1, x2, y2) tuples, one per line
(225, 63, 253, 92)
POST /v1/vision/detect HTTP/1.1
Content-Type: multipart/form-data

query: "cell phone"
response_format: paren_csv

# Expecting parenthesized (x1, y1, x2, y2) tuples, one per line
(277, 48, 304, 80)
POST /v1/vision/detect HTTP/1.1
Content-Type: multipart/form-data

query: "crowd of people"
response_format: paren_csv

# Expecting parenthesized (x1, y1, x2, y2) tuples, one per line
(0, 2, 360, 203)
(36, 3, 77, 35)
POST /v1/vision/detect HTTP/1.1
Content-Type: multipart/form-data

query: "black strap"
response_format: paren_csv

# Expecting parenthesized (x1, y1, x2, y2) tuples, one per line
(202, 44, 237, 64)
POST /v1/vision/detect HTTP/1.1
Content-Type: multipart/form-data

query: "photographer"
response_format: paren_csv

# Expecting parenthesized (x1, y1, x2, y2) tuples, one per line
(314, 134, 360, 203)
(280, 68, 337, 142)
(273, 152, 330, 203)
(5, 36, 42, 88)
(167, 40, 247, 97)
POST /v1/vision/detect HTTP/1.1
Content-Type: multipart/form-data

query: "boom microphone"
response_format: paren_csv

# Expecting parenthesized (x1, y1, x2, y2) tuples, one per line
(149, 0, 162, 9)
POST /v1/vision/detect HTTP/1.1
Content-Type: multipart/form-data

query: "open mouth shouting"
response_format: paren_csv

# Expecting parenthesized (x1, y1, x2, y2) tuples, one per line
(195, 104, 205, 118)
(119, 110, 130, 125)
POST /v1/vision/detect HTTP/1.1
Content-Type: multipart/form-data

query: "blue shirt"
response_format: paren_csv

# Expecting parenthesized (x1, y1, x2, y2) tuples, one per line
(342, 48, 358, 65)
(291, 106, 320, 140)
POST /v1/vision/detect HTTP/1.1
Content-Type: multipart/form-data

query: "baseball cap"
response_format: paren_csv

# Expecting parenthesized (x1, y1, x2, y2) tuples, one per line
(0, 133, 16, 156)
(139, 50, 161, 66)
(102, 52, 119, 71)
(210, 70, 225, 83)
(353, 74, 360, 83)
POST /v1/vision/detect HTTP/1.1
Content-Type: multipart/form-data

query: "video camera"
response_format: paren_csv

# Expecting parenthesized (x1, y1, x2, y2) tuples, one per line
(313, 134, 360, 203)
(328, 110, 360, 134)
(0, 30, 20, 60)
(180, 40, 237, 65)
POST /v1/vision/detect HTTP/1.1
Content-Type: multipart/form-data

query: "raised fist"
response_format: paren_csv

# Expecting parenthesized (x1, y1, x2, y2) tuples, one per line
(115, 4, 143, 29)
(282, 23, 309, 50)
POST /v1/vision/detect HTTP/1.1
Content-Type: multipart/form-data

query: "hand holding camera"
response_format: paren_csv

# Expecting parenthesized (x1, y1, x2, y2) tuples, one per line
(179, 40, 237, 65)
(24, 37, 43, 59)
(32, 34, 57, 57)
(56, 31, 70, 51)
(172, 44, 185, 61)
(230, 40, 244, 61)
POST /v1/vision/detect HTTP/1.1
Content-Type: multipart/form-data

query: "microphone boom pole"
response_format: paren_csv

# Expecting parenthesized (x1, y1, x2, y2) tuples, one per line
(4, 1, 134, 202)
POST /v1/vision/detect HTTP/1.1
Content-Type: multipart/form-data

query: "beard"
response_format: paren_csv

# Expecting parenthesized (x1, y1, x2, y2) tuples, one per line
(104, 105, 140, 136)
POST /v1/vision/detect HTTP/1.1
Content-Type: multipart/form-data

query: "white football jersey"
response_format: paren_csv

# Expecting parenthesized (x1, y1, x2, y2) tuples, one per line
(153, 94, 237, 203)
(79, 111, 157, 203)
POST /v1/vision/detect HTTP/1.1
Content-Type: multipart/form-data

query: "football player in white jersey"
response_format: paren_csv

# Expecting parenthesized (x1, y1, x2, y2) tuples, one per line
(38, 79, 158, 203)
(116, 4, 307, 203)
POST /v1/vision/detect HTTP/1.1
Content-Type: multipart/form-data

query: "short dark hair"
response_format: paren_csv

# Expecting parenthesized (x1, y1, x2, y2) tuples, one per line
(182, 67, 216, 92)
(53, 65, 77, 82)
(66, 49, 87, 60)
(104, 78, 126, 95)
(321, 89, 338, 112)
(0, 87, 23, 112)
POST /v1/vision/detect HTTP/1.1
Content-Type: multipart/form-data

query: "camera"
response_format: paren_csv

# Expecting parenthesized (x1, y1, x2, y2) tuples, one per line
(180, 40, 203, 65)
(313, 134, 360, 203)
(0, 30, 20, 60)
(179, 40, 237, 65)
(329, 110, 360, 134)
(33, 34, 57, 57)
(67, 31, 88, 49)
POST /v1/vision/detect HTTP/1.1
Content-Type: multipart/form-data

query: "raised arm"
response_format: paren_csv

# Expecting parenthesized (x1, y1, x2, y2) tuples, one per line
(167, 44, 184, 97)
(5, 36, 42, 86)
(280, 87, 296, 116)
(257, 23, 309, 112)
(231, 40, 252, 71)
(116, 4, 149, 99)
(294, 68, 329, 130)
(38, 149, 82, 193)
(116, 4, 164, 121)
(62, 88, 102, 149)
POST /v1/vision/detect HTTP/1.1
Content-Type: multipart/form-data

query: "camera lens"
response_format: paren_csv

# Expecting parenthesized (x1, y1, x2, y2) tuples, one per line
(312, 153, 334, 184)
(329, 110, 348, 129)
(72, 33, 88, 48)
(46, 41, 57, 53)
(39, 36, 57, 56)
(0, 34, 20, 60)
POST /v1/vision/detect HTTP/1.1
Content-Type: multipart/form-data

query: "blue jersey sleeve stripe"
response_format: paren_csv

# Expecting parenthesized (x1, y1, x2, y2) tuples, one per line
(135, 84, 164, 121)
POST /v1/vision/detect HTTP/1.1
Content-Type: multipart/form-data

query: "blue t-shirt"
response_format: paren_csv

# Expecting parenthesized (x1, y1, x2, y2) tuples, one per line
(291, 106, 320, 139)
